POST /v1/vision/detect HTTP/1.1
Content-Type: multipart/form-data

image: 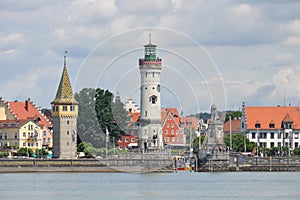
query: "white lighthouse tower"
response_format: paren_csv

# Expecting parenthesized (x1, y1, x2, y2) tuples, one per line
(139, 35, 164, 150)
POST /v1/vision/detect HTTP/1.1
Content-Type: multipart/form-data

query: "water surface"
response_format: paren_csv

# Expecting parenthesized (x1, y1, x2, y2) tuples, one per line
(0, 172, 299, 199)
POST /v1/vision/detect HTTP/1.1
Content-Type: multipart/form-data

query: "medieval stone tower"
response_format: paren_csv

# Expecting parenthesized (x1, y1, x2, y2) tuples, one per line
(139, 35, 164, 150)
(51, 55, 78, 159)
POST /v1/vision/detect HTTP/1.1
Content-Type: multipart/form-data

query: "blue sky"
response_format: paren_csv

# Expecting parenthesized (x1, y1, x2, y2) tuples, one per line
(1, 0, 300, 113)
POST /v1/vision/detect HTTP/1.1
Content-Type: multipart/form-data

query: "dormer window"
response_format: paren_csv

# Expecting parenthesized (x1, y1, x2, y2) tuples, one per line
(269, 121, 275, 128)
(255, 121, 261, 128)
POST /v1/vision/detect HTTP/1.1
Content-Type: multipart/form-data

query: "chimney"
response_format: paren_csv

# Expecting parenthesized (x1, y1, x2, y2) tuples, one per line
(25, 100, 29, 111)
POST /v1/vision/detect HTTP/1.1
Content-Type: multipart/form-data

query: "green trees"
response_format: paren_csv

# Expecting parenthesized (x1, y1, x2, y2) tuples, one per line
(17, 148, 33, 157)
(225, 111, 242, 123)
(75, 88, 106, 148)
(95, 88, 128, 142)
(35, 148, 48, 158)
(224, 133, 256, 152)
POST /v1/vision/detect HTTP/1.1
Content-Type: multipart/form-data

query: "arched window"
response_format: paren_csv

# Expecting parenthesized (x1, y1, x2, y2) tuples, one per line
(149, 95, 157, 104)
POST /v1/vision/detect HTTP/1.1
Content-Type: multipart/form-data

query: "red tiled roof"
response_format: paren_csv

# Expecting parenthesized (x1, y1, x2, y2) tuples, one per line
(245, 106, 300, 130)
(8, 101, 52, 127)
(223, 119, 241, 133)
(180, 116, 198, 130)
(161, 108, 180, 125)
(128, 112, 140, 123)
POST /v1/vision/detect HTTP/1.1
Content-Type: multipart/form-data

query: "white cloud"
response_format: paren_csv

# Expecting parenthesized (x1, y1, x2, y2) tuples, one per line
(65, 0, 118, 24)
(0, 33, 25, 48)
(282, 36, 300, 46)
(285, 19, 300, 34)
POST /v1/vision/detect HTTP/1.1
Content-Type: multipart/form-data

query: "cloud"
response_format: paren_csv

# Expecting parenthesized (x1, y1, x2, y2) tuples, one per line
(65, 0, 118, 24)
(282, 36, 300, 46)
(0, 33, 25, 49)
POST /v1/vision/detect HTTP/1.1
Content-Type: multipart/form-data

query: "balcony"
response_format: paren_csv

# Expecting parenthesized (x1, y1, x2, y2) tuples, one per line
(139, 58, 162, 65)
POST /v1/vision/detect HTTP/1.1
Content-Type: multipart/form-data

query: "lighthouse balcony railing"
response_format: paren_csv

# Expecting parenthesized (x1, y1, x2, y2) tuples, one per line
(139, 58, 162, 65)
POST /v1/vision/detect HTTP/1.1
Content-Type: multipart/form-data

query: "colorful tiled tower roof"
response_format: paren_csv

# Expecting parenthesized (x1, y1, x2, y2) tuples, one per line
(51, 55, 78, 105)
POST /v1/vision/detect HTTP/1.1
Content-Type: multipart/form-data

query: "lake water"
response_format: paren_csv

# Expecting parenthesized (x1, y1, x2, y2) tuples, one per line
(0, 172, 299, 199)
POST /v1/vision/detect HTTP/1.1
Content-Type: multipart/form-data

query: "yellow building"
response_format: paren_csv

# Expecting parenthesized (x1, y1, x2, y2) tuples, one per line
(0, 97, 52, 151)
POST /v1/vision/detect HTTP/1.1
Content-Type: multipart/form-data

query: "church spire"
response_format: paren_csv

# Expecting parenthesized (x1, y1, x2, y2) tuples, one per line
(51, 53, 78, 105)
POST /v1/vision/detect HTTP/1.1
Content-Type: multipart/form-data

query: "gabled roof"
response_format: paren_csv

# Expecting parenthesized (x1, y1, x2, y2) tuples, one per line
(161, 108, 180, 125)
(8, 100, 52, 127)
(245, 106, 300, 130)
(282, 113, 293, 122)
(223, 119, 241, 133)
(51, 60, 78, 105)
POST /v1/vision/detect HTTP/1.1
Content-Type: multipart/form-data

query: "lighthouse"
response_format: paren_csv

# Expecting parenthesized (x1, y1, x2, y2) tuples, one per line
(139, 35, 164, 150)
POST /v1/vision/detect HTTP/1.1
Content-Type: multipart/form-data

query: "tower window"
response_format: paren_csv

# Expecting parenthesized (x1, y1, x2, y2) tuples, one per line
(149, 95, 157, 104)
(63, 106, 67, 111)
(145, 111, 147, 117)
(67, 120, 69, 125)
(70, 105, 75, 111)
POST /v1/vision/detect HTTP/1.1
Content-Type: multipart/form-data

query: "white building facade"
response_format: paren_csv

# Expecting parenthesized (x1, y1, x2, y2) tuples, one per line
(241, 102, 300, 154)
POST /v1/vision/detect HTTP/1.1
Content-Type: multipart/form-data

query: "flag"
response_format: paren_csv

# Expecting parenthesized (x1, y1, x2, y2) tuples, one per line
(34, 128, 38, 141)
(72, 129, 76, 143)
(106, 127, 109, 143)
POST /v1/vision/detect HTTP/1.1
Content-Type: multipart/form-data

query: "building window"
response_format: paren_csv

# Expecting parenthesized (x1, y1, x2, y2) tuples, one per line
(67, 131, 69, 135)
(70, 105, 75, 111)
(270, 142, 274, 148)
(55, 106, 59, 112)
(176, 130, 179, 135)
(167, 123, 170, 128)
(15, 133, 17, 139)
(251, 132, 255, 139)
(4, 133, 7, 139)
(295, 142, 299, 148)
(36, 143, 38, 147)
(43, 131, 47, 137)
(171, 123, 174, 128)
(165, 130, 168, 134)
(278, 132, 281, 139)
(43, 138, 46, 144)
(131, 138, 135, 143)
(270, 132, 274, 139)
(149, 95, 157, 104)
(255, 123, 260, 128)
(125, 138, 129, 142)
(145, 111, 147, 117)
(67, 120, 69, 125)
(171, 130, 174, 134)
(23, 142, 26, 147)
(63, 106, 67, 111)
(295, 133, 299, 139)
(67, 142, 69, 145)
(28, 125, 31, 130)
(23, 132, 26, 137)
(278, 142, 281, 147)
(269, 123, 275, 128)
(28, 143, 30, 147)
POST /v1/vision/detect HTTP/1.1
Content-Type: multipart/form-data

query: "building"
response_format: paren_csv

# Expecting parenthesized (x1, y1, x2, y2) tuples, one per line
(161, 108, 185, 145)
(223, 118, 241, 135)
(138, 36, 164, 150)
(241, 102, 300, 151)
(124, 97, 140, 113)
(180, 116, 199, 131)
(51, 55, 78, 159)
(0, 97, 52, 150)
(117, 111, 140, 149)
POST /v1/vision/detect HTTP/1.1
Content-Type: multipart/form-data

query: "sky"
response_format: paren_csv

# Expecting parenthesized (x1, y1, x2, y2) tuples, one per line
(1, 0, 300, 114)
